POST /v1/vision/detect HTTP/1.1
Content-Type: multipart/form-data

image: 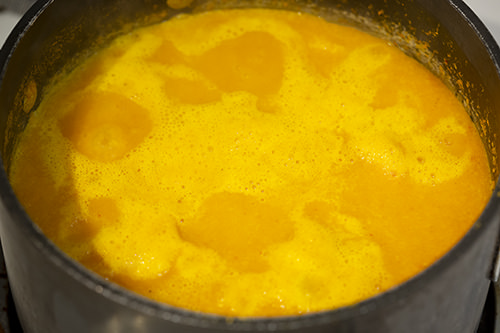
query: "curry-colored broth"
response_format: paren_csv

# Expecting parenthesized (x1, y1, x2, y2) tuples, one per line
(9, 9, 493, 316)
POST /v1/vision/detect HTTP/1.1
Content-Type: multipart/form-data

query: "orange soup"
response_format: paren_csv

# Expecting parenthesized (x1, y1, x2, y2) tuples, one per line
(9, 8, 493, 317)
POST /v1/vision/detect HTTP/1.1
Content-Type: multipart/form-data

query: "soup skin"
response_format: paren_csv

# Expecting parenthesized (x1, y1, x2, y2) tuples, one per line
(8, 8, 493, 317)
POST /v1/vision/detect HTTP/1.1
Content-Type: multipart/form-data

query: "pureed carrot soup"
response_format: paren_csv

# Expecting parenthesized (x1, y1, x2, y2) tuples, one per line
(8, 8, 493, 316)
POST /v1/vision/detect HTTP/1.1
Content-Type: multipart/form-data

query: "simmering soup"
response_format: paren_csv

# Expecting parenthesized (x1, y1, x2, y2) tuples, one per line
(9, 8, 493, 316)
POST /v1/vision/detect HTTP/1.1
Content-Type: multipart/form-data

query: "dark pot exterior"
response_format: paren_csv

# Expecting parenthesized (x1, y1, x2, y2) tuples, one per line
(1, 0, 500, 332)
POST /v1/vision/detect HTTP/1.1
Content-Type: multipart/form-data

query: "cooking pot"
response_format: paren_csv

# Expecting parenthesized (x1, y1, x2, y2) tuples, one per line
(1, 0, 500, 332)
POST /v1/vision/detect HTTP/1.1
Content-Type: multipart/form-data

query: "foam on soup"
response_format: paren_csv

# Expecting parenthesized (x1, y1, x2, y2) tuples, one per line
(9, 8, 493, 317)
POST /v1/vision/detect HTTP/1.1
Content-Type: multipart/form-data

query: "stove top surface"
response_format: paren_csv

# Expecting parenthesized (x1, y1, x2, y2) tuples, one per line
(1, 0, 500, 332)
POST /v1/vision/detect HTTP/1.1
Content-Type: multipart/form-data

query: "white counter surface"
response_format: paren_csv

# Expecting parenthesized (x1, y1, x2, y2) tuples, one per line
(464, 0, 500, 42)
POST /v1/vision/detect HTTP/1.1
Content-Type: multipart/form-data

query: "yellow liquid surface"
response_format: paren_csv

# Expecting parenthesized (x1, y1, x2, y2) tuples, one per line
(9, 9, 493, 316)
